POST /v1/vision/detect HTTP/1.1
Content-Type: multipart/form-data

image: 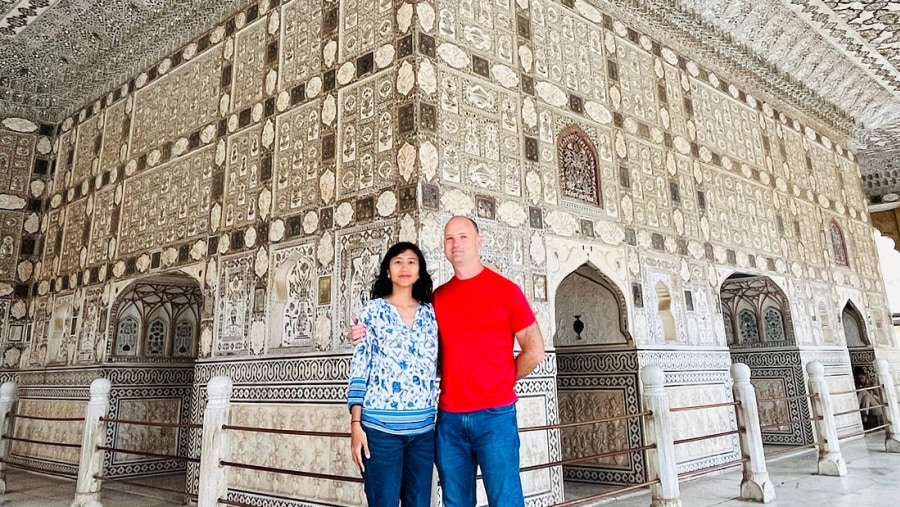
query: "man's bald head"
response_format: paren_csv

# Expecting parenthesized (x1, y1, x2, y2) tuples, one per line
(445, 215, 479, 235)
(443, 215, 483, 277)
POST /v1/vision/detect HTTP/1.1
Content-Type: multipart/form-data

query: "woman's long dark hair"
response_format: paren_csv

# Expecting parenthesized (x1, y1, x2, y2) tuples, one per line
(371, 242, 434, 303)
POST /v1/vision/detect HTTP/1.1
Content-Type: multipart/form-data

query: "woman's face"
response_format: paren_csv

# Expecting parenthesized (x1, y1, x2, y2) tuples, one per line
(389, 249, 420, 288)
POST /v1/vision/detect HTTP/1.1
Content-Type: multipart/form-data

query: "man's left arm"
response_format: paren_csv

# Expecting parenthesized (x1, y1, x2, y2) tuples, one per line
(515, 322, 545, 380)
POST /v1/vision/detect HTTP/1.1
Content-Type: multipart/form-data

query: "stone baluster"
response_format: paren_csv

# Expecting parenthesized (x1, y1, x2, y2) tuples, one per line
(197, 376, 234, 507)
(730, 363, 775, 502)
(874, 359, 900, 452)
(0, 381, 18, 494)
(805, 361, 846, 476)
(640, 365, 682, 507)
(71, 378, 112, 507)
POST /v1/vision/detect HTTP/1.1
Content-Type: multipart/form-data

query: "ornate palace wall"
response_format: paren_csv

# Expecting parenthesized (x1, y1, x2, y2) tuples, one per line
(0, 119, 55, 366)
(0, 0, 898, 503)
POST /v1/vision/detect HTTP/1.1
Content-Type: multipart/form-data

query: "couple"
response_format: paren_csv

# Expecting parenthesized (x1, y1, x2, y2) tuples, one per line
(346, 216, 546, 507)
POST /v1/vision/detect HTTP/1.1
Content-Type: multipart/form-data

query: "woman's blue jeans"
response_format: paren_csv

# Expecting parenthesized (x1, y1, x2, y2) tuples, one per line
(361, 426, 435, 507)
(434, 403, 524, 507)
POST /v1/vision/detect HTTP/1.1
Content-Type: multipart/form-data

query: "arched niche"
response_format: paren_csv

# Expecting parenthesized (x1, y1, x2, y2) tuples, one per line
(552, 263, 644, 486)
(842, 300, 876, 390)
(101, 272, 203, 485)
(107, 273, 203, 363)
(841, 301, 868, 348)
(655, 282, 676, 342)
(719, 273, 795, 347)
(553, 263, 631, 347)
(719, 273, 813, 446)
(829, 220, 849, 267)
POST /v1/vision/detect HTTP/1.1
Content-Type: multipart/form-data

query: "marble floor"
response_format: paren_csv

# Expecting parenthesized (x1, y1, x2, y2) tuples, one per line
(0, 470, 187, 507)
(565, 435, 900, 506)
(1, 435, 898, 506)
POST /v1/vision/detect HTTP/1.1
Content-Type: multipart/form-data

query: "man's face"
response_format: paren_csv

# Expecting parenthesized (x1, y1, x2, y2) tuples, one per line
(443, 217, 482, 266)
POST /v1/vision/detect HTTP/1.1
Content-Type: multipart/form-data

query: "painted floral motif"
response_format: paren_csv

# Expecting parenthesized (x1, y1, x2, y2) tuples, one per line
(347, 298, 438, 434)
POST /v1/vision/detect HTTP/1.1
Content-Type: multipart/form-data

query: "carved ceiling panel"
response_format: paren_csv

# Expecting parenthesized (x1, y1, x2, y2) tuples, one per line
(0, 0, 246, 121)
(2, 0, 900, 200)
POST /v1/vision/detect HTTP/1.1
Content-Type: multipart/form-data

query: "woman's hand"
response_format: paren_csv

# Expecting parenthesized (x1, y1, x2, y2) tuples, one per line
(350, 422, 370, 473)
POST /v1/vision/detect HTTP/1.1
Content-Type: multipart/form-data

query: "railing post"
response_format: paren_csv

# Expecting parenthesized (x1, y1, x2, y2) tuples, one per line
(640, 365, 682, 507)
(71, 378, 112, 507)
(874, 359, 900, 452)
(197, 376, 233, 507)
(0, 381, 18, 493)
(805, 361, 846, 476)
(730, 363, 775, 503)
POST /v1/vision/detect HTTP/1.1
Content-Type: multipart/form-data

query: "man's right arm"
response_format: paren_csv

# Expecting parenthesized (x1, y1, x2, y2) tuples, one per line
(514, 322, 545, 380)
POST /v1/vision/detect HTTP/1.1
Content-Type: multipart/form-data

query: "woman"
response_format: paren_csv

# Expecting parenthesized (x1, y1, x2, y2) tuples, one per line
(347, 242, 438, 507)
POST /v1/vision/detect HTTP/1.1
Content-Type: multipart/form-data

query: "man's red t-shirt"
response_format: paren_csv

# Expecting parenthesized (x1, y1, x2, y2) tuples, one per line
(433, 267, 536, 412)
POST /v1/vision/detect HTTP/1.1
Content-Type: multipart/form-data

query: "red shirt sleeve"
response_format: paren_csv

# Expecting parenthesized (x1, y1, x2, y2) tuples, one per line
(506, 278, 536, 335)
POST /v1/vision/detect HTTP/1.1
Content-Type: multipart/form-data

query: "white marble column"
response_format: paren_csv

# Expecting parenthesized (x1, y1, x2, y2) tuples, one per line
(0, 381, 18, 494)
(874, 359, 900, 452)
(640, 365, 682, 507)
(805, 361, 846, 476)
(730, 363, 775, 503)
(71, 378, 111, 507)
(197, 376, 233, 507)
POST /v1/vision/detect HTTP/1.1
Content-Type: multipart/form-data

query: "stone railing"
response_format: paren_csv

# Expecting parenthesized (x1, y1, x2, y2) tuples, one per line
(0, 358, 897, 506)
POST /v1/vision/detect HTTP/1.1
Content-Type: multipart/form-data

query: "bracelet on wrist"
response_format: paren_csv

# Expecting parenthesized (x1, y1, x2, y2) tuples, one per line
(351, 420, 361, 424)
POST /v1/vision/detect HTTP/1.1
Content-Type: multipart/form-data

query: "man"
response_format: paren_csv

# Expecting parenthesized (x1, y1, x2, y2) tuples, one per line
(854, 367, 883, 430)
(351, 215, 545, 507)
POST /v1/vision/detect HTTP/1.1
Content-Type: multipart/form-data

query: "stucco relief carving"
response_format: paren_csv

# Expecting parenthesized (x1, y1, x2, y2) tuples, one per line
(228, 403, 364, 505)
(268, 241, 323, 351)
(558, 391, 629, 467)
(516, 396, 553, 499)
(11, 399, 84, 464)
(114, 398, 181, 463)
(118, 147, 215, 257)
(546, 239, 628, 299)
(824, 373, 862, 436)
(751, 379, 792, 432)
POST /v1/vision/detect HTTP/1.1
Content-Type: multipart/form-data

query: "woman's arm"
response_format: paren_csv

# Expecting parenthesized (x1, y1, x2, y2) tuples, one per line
(347, 307, 374, 409)
(347, 304, 374, 472)
(349, 404, 368, 472)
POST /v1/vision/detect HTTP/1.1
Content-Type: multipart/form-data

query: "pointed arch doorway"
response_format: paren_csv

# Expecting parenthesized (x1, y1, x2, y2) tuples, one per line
(843, 302, 876, 387)
(104, 272, 203, 484)
(720, 273, 814, 446)
(554, 263, 646, 487)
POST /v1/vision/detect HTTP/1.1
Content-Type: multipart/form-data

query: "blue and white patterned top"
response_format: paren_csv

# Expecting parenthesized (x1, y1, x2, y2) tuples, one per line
(347, 298, 439, 435)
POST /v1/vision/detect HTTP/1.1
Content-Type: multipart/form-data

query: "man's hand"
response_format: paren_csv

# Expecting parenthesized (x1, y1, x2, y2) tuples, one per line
(350, 317, 367, 346)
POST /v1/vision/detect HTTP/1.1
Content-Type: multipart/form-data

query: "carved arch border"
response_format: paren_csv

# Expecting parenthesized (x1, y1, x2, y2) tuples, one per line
(104, 272, 203, 362)
(718, 272, 797, 348)
(556, 262, 634, 346)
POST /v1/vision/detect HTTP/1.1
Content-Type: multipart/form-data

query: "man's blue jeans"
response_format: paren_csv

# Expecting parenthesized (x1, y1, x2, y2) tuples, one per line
(435, 403, 524, 507)
(361, 426, 434, 507)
